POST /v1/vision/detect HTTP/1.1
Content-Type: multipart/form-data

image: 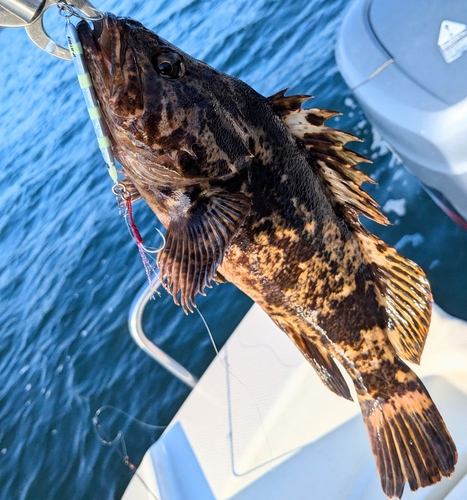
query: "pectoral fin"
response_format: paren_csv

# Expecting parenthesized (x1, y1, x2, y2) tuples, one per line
(157, 187, 250, 312)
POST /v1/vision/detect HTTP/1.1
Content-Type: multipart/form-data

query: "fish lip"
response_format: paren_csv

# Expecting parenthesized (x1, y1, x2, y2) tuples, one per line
(89, 17, 103, 39)
(77, 13, 119, 84)
(96, 13, 116, 71)
(78, 14, 143, 121)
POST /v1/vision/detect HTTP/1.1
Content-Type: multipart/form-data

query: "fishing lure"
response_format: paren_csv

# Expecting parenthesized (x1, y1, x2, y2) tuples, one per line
(62, 5, 162, 290)
(63, 10, 117, 182)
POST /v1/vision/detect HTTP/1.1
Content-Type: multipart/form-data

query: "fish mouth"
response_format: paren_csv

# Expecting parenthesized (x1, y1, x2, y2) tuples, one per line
(77, 13, 122, 90)
(77, 14, 145, 121)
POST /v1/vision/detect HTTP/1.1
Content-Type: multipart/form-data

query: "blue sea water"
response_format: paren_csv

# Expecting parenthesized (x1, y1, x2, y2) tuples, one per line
(1, 0, 467, 498)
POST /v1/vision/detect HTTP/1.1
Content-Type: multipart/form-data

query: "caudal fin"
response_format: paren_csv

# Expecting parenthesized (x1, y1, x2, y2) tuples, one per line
(358, 377, 457, 498)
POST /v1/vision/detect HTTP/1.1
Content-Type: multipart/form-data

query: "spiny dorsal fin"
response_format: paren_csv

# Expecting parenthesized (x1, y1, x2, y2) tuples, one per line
(267, 88, 314, 116)
(316, 160, 389, 225)
(269, 90, 431, 363)
(157, 186, 250, 313)
(270, 91, 388, 225)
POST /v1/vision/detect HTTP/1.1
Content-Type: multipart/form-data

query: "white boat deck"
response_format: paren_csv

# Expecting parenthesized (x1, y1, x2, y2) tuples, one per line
(123, 304, 467, 500)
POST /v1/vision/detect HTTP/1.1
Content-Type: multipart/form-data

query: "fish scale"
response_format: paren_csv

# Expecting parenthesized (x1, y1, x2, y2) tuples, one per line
(78, 13, 457, 499)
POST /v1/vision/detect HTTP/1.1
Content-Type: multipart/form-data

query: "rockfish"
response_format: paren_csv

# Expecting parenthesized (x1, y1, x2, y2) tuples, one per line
(78, 14, 457, 498)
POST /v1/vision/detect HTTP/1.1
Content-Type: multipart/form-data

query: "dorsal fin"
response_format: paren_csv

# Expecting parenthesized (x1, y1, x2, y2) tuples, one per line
(268, 90, 431, 363)
(267, 88, 314, 116)
(358, 230, 432, 363)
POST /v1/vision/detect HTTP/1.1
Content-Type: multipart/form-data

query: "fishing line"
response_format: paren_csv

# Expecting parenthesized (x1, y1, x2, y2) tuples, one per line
(93, 405, 166, 435)
(90, 282, 274, 480)
(195, 306, 219, 356)
(92, 405, 165, 500)
(61, 10, 166, 493)
(195, 304, 274, 472)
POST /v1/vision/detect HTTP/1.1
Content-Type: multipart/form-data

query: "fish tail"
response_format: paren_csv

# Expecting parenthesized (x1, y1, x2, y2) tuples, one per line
(358, 372, 457, 499)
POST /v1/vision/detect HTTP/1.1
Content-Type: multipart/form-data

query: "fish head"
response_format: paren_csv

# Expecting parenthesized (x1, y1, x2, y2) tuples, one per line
(78, 14, 256, 184)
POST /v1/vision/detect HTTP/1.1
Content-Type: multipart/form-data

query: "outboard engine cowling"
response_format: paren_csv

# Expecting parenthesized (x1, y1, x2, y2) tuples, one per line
(336, 0, 467, 228)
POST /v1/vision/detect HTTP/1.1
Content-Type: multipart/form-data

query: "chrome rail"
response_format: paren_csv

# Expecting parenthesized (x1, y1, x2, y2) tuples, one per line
(128, 280, 199, 389)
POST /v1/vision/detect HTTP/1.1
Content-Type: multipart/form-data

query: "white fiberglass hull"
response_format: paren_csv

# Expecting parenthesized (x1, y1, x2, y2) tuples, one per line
(123, 303, 467, 500)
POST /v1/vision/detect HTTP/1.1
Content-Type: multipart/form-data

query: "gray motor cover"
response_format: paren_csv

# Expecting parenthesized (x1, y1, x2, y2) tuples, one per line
(369, 0, 467, 105)
(336, 0, 467, 222)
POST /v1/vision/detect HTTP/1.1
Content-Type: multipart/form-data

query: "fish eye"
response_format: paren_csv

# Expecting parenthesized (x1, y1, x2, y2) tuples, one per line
(151, 51, 185, 79)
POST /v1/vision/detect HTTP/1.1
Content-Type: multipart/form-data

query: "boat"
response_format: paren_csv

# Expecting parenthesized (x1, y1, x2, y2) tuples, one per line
(121, 283, 467, 500)
(119, 0, 467, 497)
(336, 0, 467, 229)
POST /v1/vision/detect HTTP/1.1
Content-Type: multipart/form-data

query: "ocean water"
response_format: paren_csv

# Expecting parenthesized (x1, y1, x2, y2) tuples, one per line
(1, 0, 467, 499)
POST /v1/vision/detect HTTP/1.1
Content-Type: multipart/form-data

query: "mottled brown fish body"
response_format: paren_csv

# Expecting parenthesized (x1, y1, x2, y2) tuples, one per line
(78, 14, 457, 498)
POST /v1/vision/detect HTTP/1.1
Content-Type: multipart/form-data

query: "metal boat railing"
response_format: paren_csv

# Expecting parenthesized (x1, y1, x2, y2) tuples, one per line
(128, 280, 199, 388)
